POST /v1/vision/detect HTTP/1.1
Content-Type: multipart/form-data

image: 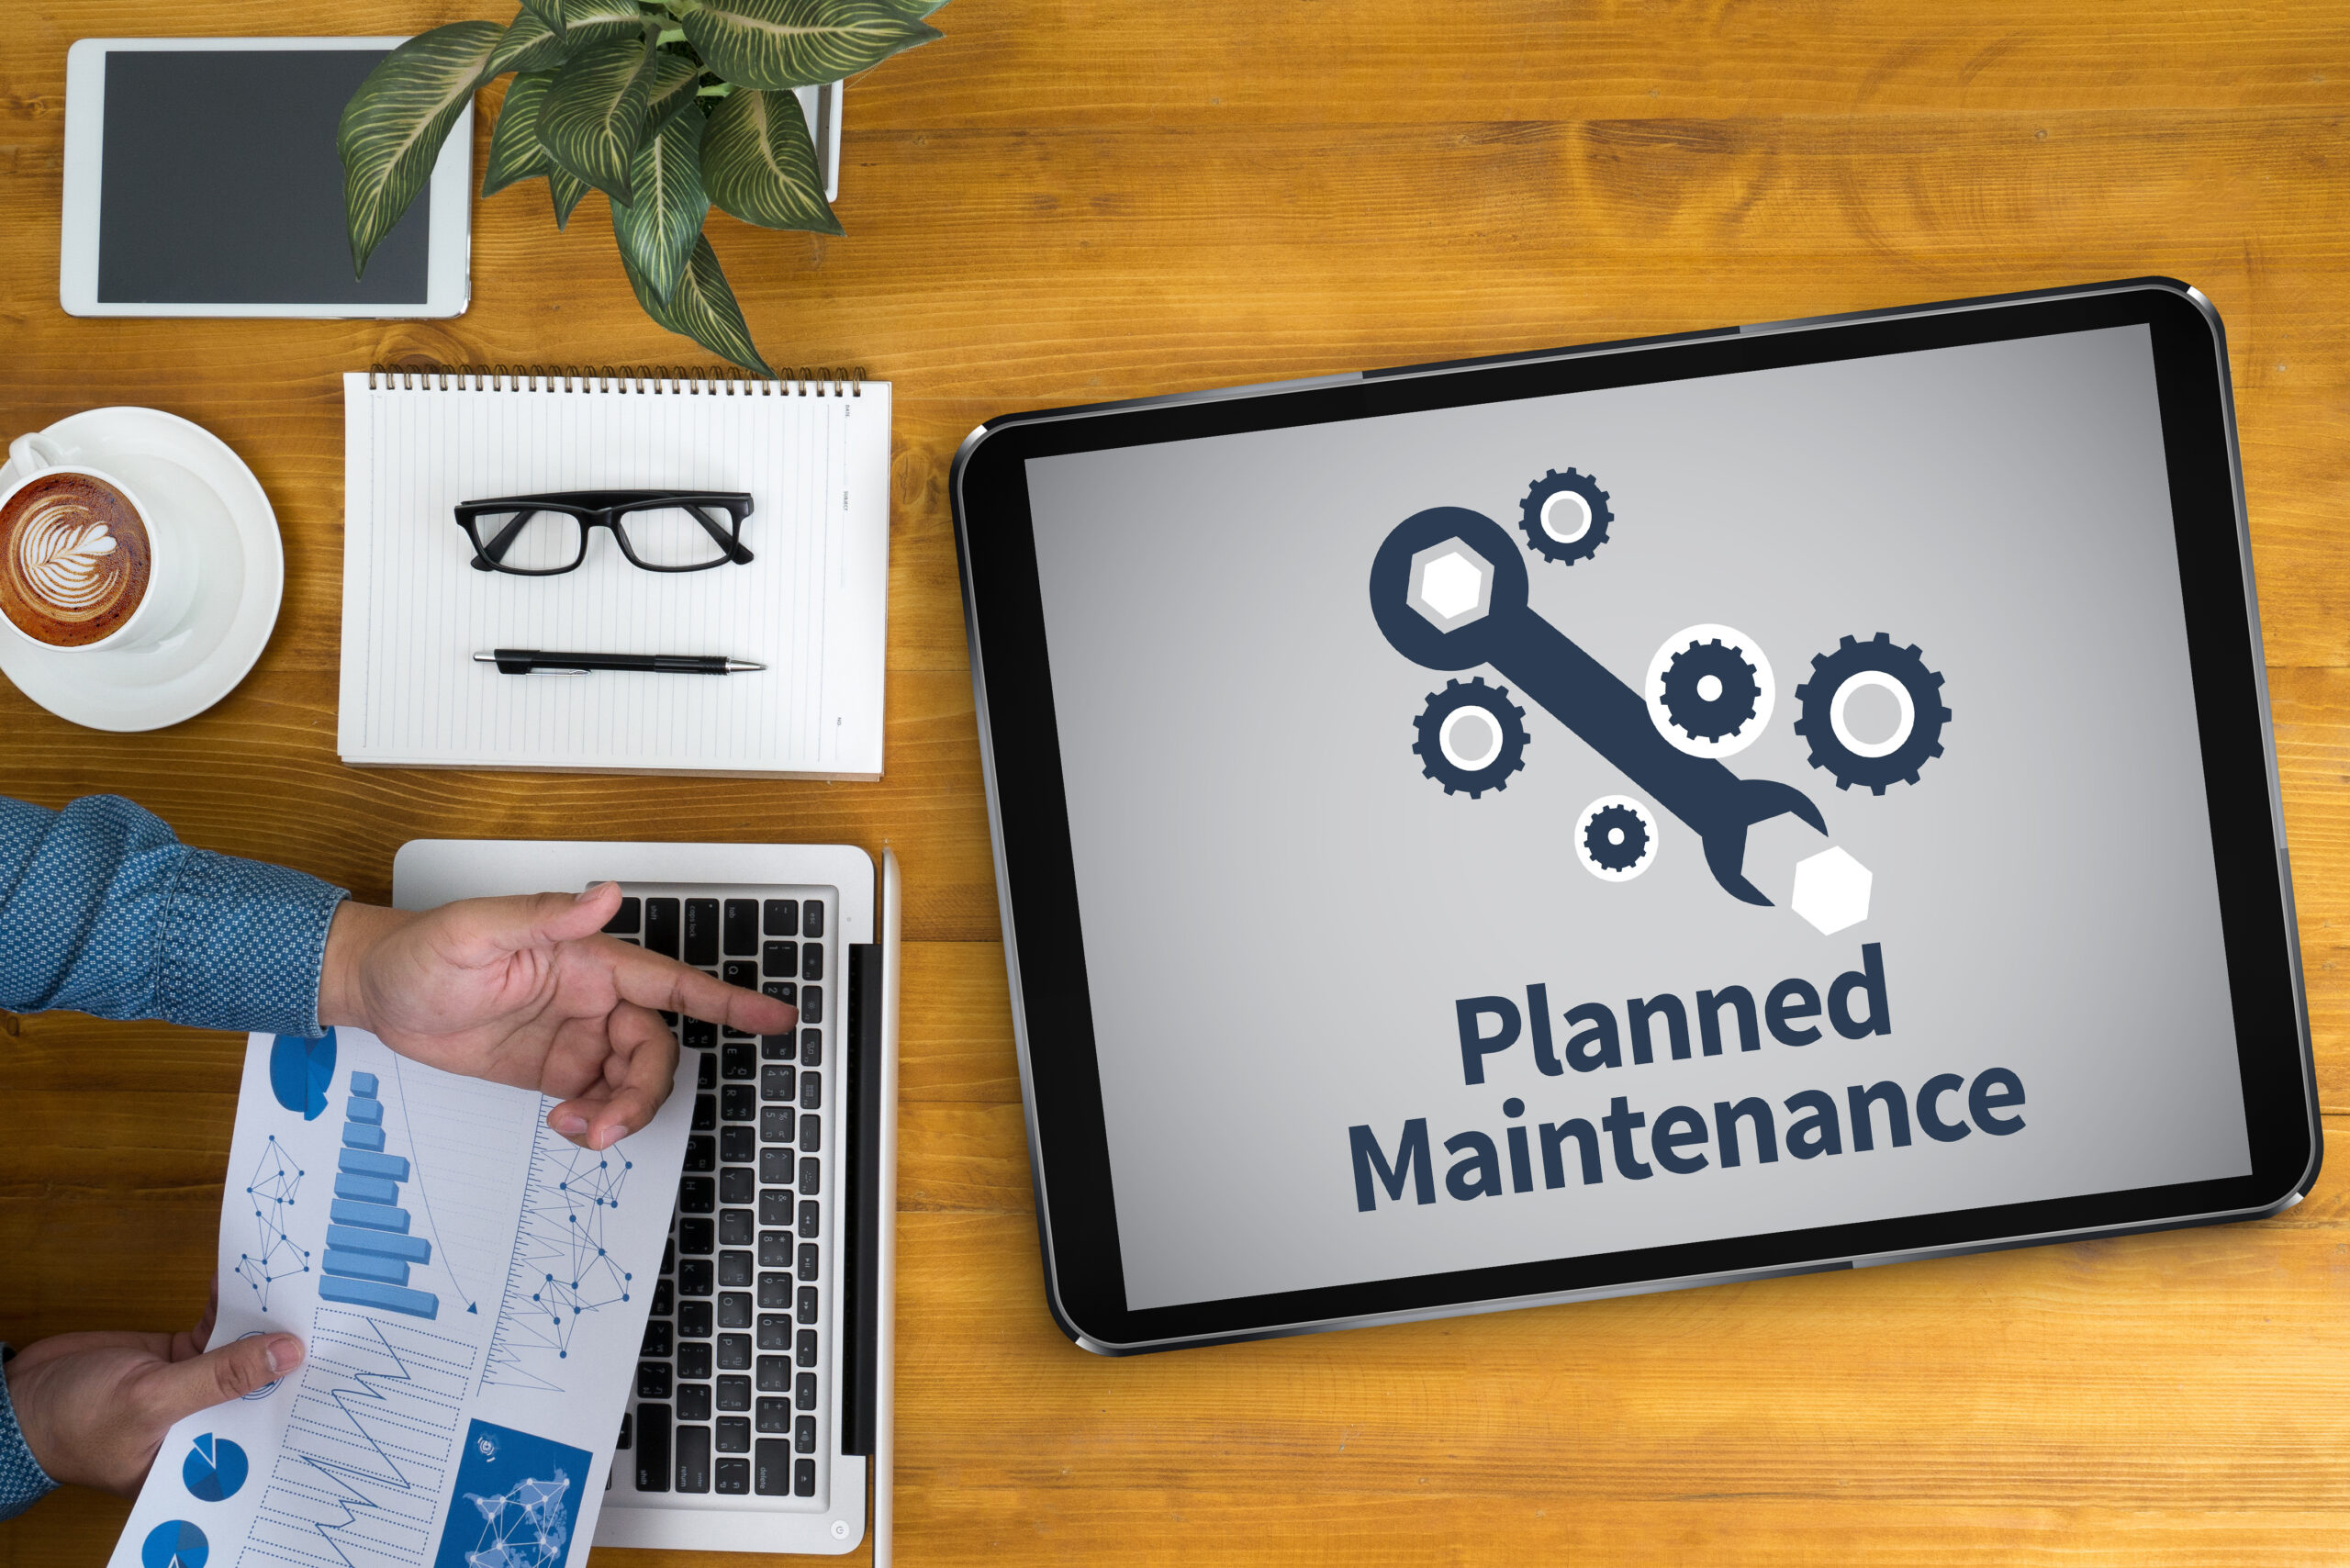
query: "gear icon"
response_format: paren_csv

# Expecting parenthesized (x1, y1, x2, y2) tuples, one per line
(1574, 794, 1657, 880)
(1412, 677, 1529, 798)
(1519, 468, 1612, 566)
(1792, 633, 1951, 794)
(1659, 638, 1762, 743)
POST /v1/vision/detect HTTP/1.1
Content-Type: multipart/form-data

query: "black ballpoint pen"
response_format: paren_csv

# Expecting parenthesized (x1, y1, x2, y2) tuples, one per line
(475, 649, 767, 676)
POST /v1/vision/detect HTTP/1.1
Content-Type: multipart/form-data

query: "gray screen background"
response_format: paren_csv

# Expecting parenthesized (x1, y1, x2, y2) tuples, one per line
(1024, 325, 2251, 1312)
(98, 52, 432, 306)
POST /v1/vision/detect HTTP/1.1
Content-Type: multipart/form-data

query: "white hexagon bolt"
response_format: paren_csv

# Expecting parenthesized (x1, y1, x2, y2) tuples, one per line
(1406, 542, 1495, 631)
(1791, 846, 1872, 935)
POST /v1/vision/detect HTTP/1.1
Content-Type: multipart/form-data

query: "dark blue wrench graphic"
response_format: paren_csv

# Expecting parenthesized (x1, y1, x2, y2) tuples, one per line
(1371, 506, 1825, 905)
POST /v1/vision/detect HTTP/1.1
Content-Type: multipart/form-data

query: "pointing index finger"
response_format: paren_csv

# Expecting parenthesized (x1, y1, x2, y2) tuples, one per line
(607, 938, 798, 1036)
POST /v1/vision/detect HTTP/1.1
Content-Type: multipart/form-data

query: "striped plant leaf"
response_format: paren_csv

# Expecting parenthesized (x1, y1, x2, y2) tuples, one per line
(481, 72, 556, 196)
(877, 0, 951, 17)
(519, 0, 568, 35)
(676, 0, 941, 92)
(485, 8, 567, 75)
(550, 167, 592, 227)
(539, 27, 662, 204)
(610, 106, 711, 304)
(643, 50, 709, 133)
(700, 88, 840, 234)
(619, 233, 776, 377)
(339, 21, 503, 277)
(561, 0, 662, 48)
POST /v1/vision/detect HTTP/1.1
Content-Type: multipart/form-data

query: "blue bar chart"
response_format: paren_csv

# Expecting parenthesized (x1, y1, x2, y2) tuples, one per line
(315, 1072, 441, 1319)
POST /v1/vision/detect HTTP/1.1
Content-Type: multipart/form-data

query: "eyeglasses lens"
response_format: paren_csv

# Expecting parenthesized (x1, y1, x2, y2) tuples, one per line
(471, 510, 586, 573)
(616, 505, 736, 569)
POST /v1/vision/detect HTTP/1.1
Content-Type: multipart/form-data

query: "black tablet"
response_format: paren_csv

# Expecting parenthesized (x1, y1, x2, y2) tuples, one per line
(952, 279, 2318, 1355)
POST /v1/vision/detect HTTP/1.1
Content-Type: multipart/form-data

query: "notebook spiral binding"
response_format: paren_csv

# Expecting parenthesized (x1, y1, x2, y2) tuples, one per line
(366, 362, 867, 397)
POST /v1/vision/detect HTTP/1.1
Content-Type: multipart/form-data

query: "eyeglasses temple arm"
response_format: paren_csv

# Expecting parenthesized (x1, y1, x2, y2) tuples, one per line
(685, 503, 755, 565)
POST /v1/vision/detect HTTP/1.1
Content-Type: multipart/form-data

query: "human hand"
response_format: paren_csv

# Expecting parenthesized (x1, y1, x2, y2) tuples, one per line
(319, 881, 793, 1150)
(5, 1280, 301, 1498)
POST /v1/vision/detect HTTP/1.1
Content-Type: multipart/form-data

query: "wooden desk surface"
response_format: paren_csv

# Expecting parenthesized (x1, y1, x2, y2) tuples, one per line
(6, 2, 2350, 1562)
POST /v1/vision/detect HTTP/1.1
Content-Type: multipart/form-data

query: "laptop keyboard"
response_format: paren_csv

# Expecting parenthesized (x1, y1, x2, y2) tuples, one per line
(601, 884, 834, 1506)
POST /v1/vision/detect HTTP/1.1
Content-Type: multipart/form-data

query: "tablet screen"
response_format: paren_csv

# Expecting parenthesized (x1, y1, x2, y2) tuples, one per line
(1021, 323, 2253, 1313)
(96, 50, 431, 306)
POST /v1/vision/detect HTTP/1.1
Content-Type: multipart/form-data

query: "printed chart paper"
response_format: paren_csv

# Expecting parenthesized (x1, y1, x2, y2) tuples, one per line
(107, 1027, 692, 1568)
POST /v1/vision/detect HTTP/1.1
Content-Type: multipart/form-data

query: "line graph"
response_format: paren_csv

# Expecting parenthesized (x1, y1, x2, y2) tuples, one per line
(240, 1308, 478, 1568)
(481, 1108, 637, 1392)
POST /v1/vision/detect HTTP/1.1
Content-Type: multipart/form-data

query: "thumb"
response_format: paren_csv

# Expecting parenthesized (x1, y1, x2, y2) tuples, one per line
(484, 883, 622, 953)
(144, 1333, 302, 1424)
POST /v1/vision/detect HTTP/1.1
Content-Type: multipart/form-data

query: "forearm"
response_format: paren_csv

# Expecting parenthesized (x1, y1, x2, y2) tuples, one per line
(0, 795, 348, 1034)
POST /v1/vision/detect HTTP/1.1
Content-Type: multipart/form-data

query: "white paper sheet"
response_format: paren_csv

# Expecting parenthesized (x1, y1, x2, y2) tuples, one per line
(106, 1027, 692, 1568)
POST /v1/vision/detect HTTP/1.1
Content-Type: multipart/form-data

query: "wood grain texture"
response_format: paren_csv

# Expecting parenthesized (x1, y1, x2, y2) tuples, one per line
(5, 0, 2350, 1562)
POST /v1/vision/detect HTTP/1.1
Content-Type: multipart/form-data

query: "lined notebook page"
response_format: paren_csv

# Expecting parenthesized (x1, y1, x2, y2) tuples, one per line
(338, 372, 890, 777)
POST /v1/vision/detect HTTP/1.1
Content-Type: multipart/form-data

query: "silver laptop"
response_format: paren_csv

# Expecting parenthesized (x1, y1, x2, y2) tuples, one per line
(394, 839, 898, 1562)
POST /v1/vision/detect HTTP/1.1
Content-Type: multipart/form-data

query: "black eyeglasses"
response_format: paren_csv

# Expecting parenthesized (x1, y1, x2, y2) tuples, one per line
(454, 490, 756, 576)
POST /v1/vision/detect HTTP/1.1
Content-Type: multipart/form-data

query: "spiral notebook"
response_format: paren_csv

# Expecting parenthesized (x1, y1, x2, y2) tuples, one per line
(338, 364, 890, 778)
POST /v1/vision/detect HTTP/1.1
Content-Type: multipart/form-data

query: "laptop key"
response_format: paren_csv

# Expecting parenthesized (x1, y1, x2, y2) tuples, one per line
(759, 1272, 790, 1309)
(720, 1085, 755, 1122)
(715, 1416, 751, 1454)
(603, 897, 641, 935)
(797, 1244, 819, 1280)
(684, 1135, 715, 1172)
(759, 1231, 793, 1268)
(802, 944, 822, 982)
(720, 1167, 755, 1205)
(678, 1218, 714, 1256)
(800, 1073, 822, 1111)
(722, 959, 758, 991)
(717, 1374, 752, 1411)
(683, 900, 721, 965)
(719, 1333, 753, 1370)
(721, 1043, 756, 1081)
(719, 1208, 755, 1247)
(721, 1125, 756, 1162)
(759, 1190, 794, 1227)
(692, 1094, 717, 1131)
(795, 1415, 817, 1453)
(679, 1342, 712, 1380)
(803, 902, 823, 939)
(642, 1321, 673, 1357)
(799, 1157, 820, 1195)
(679, 1300, 713, 1338)
(696, 1050, 716, 1089)
(635, 1405, 672, 1491)
(763, 980, 798, 1008)
(798, 1200, 820, 1239)
(719, 1293, 753, 1330)
(679, 1177, 715, 1215)
(794, 1457, 815, 1496)
(685, 1019, 717, 1050)
(755, 1437, 789, 1494)
(757, 1355, 788, 1393)
(637, 1362, 672, 1399)
(796, 1372, 817, 1410)
(677, 1383, 711, 1422)
(799, 1114, 820, 1152)
(800, 985, 823, 1025)
(758, 1313, 789, 1350)
(760, 1147, 793, 1183)
(763, 940, 798, 975)
(796, 1329, 817, 1368)
(763, 899, 799, 937)
(650, 1279, 674, 1316)
(797, 1286, 818, 1325)
(756, 1396, 789, 1433)
(719, 1249, 753, 1288)
(714, 1457, 750, 1495)
(800, 1029, 822, 1067)
(760, 1106, 794, 1142)
(676, 1424, 711, 1493)
(762, 1064, 796, 1102)
(644, 899, 681, 958)
(723, 898, 759, 955)
(762, 1031, 796, 1062)
(678, 1259, 713, 1296)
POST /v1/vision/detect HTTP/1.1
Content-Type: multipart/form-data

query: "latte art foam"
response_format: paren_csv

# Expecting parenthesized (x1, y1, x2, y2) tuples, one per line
(0, 473, 151, 647)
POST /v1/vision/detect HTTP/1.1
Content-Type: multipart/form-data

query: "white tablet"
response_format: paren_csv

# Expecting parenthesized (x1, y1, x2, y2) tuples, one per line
(62, 38, 471, 319)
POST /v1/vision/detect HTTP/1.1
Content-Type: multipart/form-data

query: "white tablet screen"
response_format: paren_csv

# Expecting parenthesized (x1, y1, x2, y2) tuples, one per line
(1023, 324, 2251, 1312)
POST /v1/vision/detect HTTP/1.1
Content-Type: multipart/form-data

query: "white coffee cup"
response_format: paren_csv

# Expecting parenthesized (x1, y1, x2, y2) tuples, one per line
(0, 431, 194, 654)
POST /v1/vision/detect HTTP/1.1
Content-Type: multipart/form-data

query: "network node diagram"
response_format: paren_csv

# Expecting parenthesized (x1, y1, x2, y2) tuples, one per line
(234, 1137, 308, 1311)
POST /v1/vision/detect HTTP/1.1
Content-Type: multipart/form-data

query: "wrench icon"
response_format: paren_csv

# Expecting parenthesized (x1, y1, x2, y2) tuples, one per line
(1371, 505, 1826, 906)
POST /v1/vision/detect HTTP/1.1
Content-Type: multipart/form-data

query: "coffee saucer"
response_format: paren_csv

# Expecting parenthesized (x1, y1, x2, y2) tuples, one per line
(0, 407, 283, 732)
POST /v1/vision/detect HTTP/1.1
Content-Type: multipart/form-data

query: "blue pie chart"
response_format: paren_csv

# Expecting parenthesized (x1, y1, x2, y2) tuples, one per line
(182, 1432, 248, 1502)
(140, 1519, 207, 1568)
(268, 1028, 337, 1120)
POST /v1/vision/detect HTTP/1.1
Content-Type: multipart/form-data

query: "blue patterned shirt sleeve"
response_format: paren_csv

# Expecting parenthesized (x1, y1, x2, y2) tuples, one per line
(0, 794, 348, 1037)
(0, 1348, 55, 1519)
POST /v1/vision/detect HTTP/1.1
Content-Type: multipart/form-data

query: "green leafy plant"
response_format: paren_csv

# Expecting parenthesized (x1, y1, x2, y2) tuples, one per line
(340, 0, 946, 375)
